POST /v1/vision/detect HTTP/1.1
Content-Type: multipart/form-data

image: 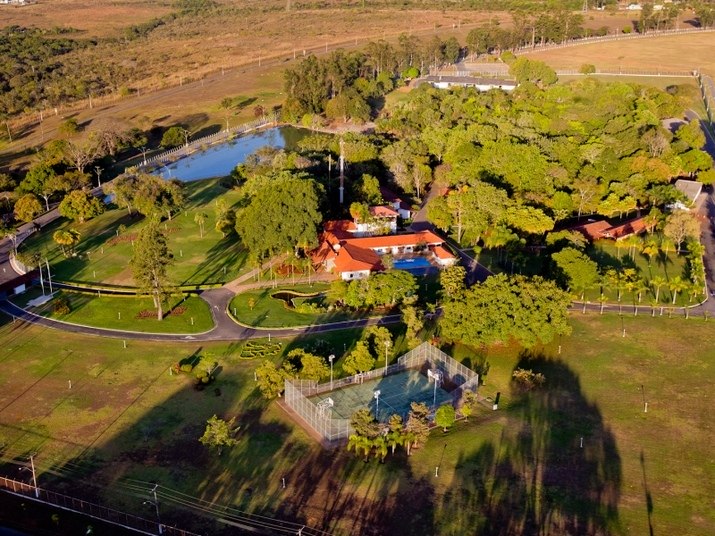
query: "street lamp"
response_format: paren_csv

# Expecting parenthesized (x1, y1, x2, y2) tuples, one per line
(328, 354, 335, 391)
(19, 454, 39, 498)
(140, 146, 148, 166)
(373, 390, 381, 420)
(143, 484, 163, 535)
(432, 370, 442, 408)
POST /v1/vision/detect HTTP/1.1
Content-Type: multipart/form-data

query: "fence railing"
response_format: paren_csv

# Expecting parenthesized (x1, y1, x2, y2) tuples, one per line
(516, 27, 715, 56)
(0, 476, 200, 536)
(285, 343, 478, 444)
(141, 114, 278, 169)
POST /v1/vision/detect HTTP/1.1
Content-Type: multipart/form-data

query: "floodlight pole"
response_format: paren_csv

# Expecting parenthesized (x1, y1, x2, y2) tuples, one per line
(384, 341, 389, 375)
(374, 390, 381, 420)
(328, 354, 335, 391)
(433, 371, 441, 408)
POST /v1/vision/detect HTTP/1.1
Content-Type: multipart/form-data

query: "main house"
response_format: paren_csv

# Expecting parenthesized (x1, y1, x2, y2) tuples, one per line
(311, 212, 457, 280)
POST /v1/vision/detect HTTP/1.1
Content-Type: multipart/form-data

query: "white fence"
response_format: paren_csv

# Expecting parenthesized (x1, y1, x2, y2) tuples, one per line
(516, 27, 715, 56)
(285, 342, 478, 444)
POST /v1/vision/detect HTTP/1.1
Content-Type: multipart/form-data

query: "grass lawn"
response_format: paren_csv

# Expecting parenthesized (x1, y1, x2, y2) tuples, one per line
(17, 178, 250, 287)
(11, 289, 214, 334)
(230, 283, 367, 328)
(0, 312, 713, 534)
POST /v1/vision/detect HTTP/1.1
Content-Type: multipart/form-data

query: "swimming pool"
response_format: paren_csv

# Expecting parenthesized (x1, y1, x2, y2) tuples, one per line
(393, 257, 432, 271)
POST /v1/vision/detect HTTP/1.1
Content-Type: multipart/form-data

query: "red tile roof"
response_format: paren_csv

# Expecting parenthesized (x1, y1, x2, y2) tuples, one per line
(343, 230, 444, 249)
(432, 245, 455, 260)
(569, 220, 612, 241)
(333, 243, 383, 273)
(369, 205, 399, 218)
(310, 240, 337, 265)
(601, 217, 648, 240)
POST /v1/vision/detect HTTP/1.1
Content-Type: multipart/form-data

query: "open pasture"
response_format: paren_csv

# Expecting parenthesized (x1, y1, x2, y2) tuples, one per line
(0, 313, 713, 534)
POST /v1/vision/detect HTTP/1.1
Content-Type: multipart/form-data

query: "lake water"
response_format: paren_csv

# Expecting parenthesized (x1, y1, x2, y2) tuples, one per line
(155, 126, 309, 182)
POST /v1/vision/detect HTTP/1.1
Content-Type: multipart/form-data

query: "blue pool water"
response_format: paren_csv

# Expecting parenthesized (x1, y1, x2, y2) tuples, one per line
(154, 126, 309, 182)
(393, 257, 432, 271)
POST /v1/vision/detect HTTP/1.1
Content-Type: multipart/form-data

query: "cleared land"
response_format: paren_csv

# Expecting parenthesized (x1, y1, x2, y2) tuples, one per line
(0, 313, 713, 535)
(528, 32, 715, 74)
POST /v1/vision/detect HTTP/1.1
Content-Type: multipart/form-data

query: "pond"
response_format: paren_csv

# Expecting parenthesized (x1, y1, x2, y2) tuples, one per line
(155, 126, 310, 182)
(272, 290, 324, 309)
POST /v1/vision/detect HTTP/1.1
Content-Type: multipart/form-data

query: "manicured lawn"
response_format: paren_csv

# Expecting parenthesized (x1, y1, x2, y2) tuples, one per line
(0, 313, 713, 535)
(11, 289, 214, 334)
(585, 239, 699, 306)
(17, 178, 250, 287)
(230, 283, 366, 328)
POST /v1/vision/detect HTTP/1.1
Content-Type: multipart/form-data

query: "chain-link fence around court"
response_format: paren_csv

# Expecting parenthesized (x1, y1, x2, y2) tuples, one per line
(284, 342, 479, 444)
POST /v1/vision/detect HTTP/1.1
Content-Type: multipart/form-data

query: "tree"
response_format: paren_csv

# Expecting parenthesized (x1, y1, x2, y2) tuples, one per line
(255, 360, 291, 399)
(668, 276, 688, 305)
(663, 211, 700, 254)
(14, 194, 43, 223)
(294, 350, 330, 381)
(53, 229, 80, 257)
(405, 402, 430, 456)
(161, 126, 185, 148)
(509, 58, 557, 88)
(130, 221, 174, 320)
(651, 275, 667, 303)
(512, 368, 546, 391)
(58, 190, 104, 223)
(342, 341, 375, 375)
(386, 414, 405, 454)
(194, 212, 208, 238)
(439, 264, 466, 300)
(64, 140, 100, 174)
(235, 173, 323, 261)
(460, 391, 477, 422)
(551, 247, 599, 301)
(434, 404, 456, 432)
(440, 273, 572, 348)
(18, 163, 57, 211)
(199, 415, 239, 456)
(350, 408, 380, 439)
(402, 305, 424, 349)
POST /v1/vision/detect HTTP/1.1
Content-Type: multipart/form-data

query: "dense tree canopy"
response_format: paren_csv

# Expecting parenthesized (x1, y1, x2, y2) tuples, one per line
(440, 273, 572, 348)
(235, 172, 323, 261)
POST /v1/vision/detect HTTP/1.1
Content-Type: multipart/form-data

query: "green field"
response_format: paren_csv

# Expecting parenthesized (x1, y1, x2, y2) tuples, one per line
(17, 178, 249, 287)
(0, 312, 713, 534)
(11, 289, 214, 334)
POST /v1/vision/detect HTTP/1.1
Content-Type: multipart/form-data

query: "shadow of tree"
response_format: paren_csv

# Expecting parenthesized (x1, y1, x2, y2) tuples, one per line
(437, 352, 622, 536)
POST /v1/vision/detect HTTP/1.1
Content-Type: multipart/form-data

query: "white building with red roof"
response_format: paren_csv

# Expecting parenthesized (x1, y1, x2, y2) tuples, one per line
(311, 223, 456, 280)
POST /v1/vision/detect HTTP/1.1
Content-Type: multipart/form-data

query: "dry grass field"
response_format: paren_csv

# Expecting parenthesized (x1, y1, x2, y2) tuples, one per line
(528, 32, 715, 74)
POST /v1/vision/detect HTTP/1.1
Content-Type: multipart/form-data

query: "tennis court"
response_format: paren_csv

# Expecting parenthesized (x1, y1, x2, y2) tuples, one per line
(308, 369, 452, 422)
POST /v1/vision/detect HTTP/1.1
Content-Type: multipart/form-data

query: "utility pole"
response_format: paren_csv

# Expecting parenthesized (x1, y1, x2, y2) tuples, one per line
(143, 484, 163, 535)
(19, 455, 39, 498)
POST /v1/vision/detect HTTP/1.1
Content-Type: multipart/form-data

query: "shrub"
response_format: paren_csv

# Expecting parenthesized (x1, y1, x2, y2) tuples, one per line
(53, 298, 71, 315)
(579, 64, 596, 75)
(180, 363, 194, 373)
(512, 368, 546, 391)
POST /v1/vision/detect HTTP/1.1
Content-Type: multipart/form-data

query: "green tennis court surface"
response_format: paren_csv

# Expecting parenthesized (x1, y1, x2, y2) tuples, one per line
(309, 369, 452, 422)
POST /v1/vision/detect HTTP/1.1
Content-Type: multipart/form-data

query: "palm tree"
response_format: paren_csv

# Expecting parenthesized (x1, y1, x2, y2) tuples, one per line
(347, 434, 372, 462)
(641, 236, 659, 266)
(624, 235, 642, 261)
(372, 436, 388, 463)
(598, 292, 608, 315)
(53, 229, 80, 257)
(651, 276, 666, 303)
(669, 276, 687, 305)
(194, 212, 208, 238)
